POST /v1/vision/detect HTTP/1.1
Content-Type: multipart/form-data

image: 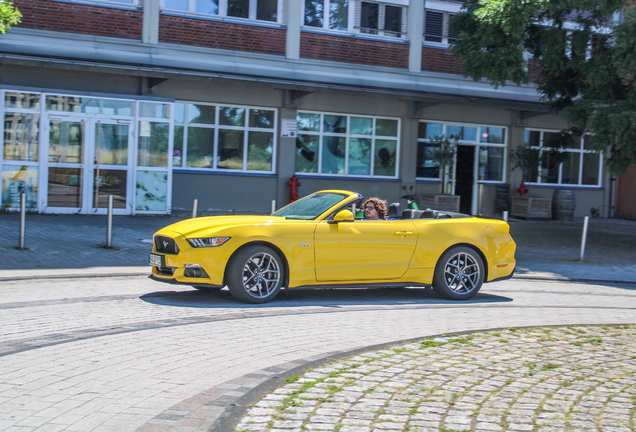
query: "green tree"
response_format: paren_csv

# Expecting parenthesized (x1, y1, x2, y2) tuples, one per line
(0, 0, 21, 34)
(452, 0, 636, 174)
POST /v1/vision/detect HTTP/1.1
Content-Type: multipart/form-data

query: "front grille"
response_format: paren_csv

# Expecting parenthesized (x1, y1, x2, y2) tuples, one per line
(155, 235, 179, 254)
(156, 266, 175, 276)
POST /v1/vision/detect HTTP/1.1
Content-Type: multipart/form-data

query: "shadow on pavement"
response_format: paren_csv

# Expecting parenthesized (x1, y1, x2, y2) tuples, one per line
(140, 286, 513, 308)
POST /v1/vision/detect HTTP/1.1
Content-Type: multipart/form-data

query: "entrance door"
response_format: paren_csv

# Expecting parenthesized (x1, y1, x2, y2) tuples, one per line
(456, 145, 475, 215)
(47, 117, 86, 212)
(91, 120, 132, 214)
(45, 117, 133, 214)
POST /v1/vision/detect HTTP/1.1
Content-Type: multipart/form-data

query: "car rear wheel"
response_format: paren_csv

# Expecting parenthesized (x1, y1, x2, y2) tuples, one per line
(226, 245, 284, 304)
(432, 246, 484, 300)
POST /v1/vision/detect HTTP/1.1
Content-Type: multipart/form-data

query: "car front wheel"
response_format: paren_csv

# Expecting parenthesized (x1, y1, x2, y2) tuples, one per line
(226, 245, 284, 304)
(432, 246, 484, 300)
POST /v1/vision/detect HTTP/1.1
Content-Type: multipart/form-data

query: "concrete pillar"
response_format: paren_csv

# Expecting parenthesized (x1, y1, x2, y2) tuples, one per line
(142, 0, 160, 45)
(408, 0, 424, 73)
(400, 115, 419, 208)
(285, 0, 302, 60)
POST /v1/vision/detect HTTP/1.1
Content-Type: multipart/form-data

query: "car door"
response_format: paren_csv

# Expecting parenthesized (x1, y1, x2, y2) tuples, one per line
(314, 219, 418, 282)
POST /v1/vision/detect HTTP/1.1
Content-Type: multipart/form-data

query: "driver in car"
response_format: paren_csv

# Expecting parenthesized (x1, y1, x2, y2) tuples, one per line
(363, 197, 388, 220)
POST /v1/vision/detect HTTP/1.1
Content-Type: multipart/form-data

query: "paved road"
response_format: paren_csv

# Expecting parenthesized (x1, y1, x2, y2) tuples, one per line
(1, 275, 635, 432)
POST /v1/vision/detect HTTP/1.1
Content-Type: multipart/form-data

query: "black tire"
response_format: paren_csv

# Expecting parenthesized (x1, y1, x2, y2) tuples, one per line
(432, 246, 484, 300)
(226, 245, 284, 304)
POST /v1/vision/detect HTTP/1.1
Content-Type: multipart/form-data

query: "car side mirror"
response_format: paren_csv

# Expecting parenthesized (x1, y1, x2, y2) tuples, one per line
(328, 209, 354, 224)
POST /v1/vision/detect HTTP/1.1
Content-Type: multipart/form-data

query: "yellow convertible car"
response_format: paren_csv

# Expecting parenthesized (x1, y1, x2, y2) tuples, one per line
(149, 190, 516, 303)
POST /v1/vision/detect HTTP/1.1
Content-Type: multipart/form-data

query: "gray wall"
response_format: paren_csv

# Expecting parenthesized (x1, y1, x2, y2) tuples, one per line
(172, 173, 278, 215)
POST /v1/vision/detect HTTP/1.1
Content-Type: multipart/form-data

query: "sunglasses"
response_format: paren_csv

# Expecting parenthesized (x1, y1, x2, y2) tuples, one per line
(365, 206, 376, 210)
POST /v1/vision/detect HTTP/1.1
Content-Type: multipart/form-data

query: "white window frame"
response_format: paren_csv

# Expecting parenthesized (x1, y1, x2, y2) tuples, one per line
(295, 111, 400, 179)
(302, 0, 355, 32)
(525, 128, 603, 187)
(355, 1, 408, 39)
(1, 91, 42, 212)
(424, 9, 458, 46)
(162, 0, 283, 24)
(174, 101, 278, 174)
(416, 121, 508, 183)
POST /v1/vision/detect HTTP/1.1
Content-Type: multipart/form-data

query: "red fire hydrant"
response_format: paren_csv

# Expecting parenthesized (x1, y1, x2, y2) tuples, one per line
(287, 174, 301, 203)
(517, 180, 529, 197)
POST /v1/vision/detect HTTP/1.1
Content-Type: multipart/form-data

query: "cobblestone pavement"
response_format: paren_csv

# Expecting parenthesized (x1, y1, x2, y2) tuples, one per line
(0, 276, 635, 432)
(237, 325, 636, 432)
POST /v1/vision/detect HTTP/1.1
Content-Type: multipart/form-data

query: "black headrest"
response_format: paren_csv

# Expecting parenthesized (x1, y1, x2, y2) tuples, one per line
(387, 202, 402, 219)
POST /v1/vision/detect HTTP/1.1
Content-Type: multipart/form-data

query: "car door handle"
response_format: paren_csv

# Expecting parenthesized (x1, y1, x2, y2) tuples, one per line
(394, 231, 414, 236)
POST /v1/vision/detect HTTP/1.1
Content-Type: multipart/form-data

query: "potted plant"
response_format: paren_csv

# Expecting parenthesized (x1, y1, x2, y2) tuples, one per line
(509, 145, 541, 182)
(420, 135, 461, 212)
(430, 134, 459, 194)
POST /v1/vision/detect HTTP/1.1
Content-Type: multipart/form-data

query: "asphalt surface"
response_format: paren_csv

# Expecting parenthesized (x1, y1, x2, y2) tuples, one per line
(0, 213, 635, 432)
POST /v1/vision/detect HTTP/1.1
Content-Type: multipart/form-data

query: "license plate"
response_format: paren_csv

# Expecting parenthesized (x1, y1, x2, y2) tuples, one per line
(148, 253, 163, 267)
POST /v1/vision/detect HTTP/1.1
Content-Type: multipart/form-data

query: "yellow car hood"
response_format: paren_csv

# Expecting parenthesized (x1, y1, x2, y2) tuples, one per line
(160, 215, 288, 238)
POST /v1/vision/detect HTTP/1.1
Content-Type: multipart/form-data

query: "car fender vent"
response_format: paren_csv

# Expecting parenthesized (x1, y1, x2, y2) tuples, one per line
(155, 236, 180, 254)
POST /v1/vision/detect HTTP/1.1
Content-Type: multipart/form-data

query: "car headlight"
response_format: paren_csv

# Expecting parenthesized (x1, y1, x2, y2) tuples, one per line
(187, 237, 230, 248)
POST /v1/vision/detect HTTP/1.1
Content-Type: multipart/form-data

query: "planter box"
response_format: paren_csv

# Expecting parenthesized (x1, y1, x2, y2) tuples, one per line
(420, 194, 460, 213)
(511, 196, 552, 219)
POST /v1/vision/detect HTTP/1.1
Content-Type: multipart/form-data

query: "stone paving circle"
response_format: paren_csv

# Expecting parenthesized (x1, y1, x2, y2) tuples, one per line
(236, 325, 636, 432)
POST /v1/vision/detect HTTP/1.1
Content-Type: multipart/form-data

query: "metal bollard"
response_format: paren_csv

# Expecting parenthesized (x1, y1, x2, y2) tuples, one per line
(503, 211, 508, 223)
(580, 216, 589, 261)
(271, 200, 276, 214)
(107, 195, 113, 247)
(192, 199, 198, 218)
(19, 192, 26, 250)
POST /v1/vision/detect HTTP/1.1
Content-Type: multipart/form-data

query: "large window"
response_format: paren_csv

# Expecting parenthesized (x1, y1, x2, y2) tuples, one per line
(417, 122, 506, 182)
(304, 0, 407, 38)
(424, 9, 458, 45)
(295, 112, 399, 178)
(163, 0, 280, 22)
(304, 0, 350, 30)
(174, 103, 276, 173)
(2, 92, 41, 211)
(524, 129, 602, 186)
(358, 1, 406, 37)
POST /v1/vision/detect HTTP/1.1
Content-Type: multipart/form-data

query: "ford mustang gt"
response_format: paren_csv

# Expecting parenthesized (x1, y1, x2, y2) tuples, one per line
(149, 190, 516, 303)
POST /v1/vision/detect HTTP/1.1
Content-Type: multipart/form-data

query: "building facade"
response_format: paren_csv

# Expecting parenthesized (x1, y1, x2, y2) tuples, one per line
(0, 0, 612, 217)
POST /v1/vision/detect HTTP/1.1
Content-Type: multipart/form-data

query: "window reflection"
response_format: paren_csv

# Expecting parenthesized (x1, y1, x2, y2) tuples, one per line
(5, 92, 40, 109)
(4, 114, 40, 162)
(218, 130, 244, 169)
(348, 138, 371, 175)
(374, 139, 396, 176)
(137, 122, 169, 167)
(219, 107, 245, 126)
(48, 167, 82, 208)
(49, 121, 82, 164)
(247, 131, 273, 171)
(322, 136, 345, 174)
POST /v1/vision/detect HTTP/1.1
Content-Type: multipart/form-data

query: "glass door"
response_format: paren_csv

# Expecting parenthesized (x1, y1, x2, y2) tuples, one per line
(47, 117, 85, 212)
(90, 119, 132, 214)
(45, 117, 133, 214)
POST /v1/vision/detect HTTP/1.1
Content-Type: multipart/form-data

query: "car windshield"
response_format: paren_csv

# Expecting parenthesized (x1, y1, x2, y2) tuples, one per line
(273, 192, 347, 220)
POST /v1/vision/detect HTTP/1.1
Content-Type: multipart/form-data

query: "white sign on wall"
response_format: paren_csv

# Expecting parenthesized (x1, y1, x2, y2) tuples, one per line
(281, 119, 298, 138)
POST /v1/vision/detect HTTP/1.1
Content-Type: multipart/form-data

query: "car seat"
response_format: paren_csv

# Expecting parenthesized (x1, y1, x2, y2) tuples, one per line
(387, 202, 402, 219)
